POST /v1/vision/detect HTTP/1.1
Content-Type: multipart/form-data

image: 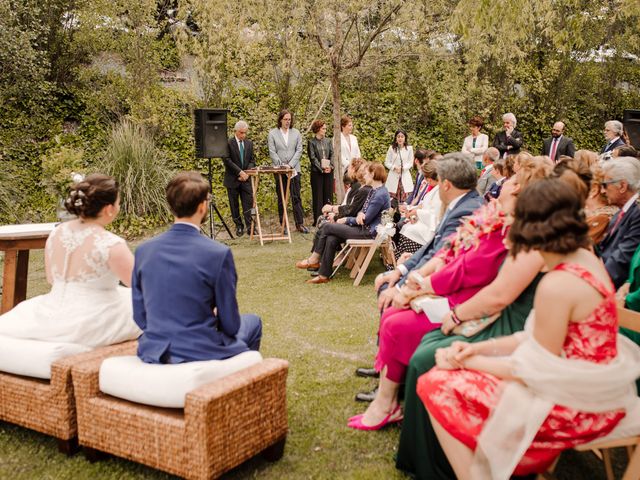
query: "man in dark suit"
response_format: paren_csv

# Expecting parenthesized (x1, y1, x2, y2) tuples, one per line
(223, 120, 255, 237)
(132, 172, 262, 364)
(492, 112, 524, 157)
(598, 157, 640, 289)
(601, 120, 626, 155)
(376, 153, 485, 310)
(542, 121, 576, 162)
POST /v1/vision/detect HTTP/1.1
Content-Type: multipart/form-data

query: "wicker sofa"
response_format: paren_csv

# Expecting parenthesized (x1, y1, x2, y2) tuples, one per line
(0, 340, 137, 454)
(72, 356, 289, 479)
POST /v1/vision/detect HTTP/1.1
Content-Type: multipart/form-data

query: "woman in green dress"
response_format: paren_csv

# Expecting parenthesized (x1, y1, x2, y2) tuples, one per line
(395, 249, 545, 479)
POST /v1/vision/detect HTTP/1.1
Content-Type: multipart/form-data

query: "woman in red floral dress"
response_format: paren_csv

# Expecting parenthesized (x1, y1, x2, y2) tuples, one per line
(418, 177, 640, 479)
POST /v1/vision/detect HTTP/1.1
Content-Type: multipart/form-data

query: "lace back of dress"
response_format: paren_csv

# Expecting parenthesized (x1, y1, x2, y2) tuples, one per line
(46, 223, 121, 283)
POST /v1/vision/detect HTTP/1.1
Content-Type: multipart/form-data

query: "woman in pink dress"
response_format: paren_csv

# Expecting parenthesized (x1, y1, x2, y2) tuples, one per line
(419, 176, 640, 479)
(348, 157, 552, 431)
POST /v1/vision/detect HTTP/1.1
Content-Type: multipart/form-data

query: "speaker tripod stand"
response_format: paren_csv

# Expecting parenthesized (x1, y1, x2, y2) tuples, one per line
(202, 157, 234, 240)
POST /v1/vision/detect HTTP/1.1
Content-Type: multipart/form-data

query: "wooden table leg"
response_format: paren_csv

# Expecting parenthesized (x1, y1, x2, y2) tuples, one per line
(280, 174, 292, 243)
(249, 175, 264, 246)
(1, 249, 29, 314)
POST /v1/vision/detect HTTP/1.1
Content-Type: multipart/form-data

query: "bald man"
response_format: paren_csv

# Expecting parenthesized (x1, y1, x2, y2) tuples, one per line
(542, 121, 576, 162)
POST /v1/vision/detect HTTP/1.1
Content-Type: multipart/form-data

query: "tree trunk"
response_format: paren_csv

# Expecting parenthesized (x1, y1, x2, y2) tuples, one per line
(331, 71, 345, 202)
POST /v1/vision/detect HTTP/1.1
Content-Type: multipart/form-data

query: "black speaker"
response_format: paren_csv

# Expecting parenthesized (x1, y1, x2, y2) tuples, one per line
(194, 108, 229, 158)
(623, 109, 640, 149)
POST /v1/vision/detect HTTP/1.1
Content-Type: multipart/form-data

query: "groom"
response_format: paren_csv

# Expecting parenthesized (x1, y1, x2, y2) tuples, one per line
(132, 171, 262, 363)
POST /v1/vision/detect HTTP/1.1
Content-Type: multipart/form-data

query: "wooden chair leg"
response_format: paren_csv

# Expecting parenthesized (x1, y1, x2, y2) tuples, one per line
(261, 436, 286, 462)
(57, 437, 79, 456)
(350, 247, 368, 279)
(354, 245, 379, 286)
(602, 448, 615, 480)
(623, 442, 640, 480)
(83, 446, 108, 463)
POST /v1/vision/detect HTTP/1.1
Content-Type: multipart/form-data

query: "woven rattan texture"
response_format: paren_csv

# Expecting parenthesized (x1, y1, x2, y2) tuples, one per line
(73, 357, 289, 480)
(0, 341, 136, 440)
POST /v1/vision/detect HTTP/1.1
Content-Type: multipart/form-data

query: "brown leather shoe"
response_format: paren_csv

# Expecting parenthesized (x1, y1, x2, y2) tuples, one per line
(306, 275, 329, 284)
(295, 259, 320, 269)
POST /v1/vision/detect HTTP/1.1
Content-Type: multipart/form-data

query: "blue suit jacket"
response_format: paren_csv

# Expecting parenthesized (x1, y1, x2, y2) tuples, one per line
(599, 202, 640, 289)
(132, 223, 250, 363)
(601, 137, 626, 154)
(399, 190, 485, 284)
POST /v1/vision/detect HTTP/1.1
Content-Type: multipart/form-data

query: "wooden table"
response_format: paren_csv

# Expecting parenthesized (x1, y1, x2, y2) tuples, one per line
(0, 223, 57, 313)
(245, 167, 294, 246)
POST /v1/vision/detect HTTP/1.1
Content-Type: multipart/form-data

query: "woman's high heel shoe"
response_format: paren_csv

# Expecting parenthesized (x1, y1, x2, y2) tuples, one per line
(347, 405, 402, 431)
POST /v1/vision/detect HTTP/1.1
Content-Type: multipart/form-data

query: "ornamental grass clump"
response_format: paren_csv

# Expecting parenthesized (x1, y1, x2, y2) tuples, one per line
(100, 119, 172, 219)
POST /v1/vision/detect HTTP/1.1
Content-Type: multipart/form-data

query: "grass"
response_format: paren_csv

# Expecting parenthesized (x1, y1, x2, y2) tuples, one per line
(0, 230, 631, 479)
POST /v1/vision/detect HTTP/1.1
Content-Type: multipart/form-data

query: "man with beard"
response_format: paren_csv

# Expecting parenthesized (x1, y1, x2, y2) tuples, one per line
(132, 171, 262, 364)
(542, 121, 575, 162)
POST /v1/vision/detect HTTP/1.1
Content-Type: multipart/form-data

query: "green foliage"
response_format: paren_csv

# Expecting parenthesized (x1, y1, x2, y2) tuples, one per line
(98, 120, 173, 221)
(40, 142, 85, 199)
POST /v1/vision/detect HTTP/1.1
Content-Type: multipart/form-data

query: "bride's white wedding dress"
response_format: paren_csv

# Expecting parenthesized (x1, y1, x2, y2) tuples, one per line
(0, 222, 141, 347)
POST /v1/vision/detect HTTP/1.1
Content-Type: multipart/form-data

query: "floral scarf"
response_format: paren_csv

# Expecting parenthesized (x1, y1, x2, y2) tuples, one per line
(436, 199, 509, 263)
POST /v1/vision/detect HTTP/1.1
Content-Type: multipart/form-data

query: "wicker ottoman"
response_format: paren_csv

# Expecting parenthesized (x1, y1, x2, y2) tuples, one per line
(0, 340, 137, 454)
(72, 357, 289, 479)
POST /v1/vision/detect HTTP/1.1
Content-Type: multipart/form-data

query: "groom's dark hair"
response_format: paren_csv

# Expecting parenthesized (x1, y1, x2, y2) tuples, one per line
(166, 171, 210, 218)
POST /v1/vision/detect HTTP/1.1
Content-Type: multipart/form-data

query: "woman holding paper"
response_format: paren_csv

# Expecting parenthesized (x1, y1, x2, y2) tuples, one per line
(418, 177, 640, 480)
(384, 130, 414, 201)
(348, 157, 552, 431)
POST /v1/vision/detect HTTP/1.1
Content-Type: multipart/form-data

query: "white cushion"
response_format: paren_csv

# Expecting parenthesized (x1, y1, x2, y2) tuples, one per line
(99, 351, 263, 408)
(0, 335, 91, 379)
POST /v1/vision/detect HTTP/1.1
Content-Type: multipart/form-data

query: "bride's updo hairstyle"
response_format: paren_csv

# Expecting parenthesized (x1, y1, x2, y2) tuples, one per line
(508, 176, 590, 257)
(65, 174, 119, 218)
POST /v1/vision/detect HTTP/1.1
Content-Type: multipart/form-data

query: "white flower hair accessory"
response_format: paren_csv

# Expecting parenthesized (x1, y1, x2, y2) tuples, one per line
(71, 172, 85, 183)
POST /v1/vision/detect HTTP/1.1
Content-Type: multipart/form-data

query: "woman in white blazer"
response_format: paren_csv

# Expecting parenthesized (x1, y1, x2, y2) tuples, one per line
(461, 115, 489, 169)
(384, 129, 414, 201)
(340, 115, 361, 170)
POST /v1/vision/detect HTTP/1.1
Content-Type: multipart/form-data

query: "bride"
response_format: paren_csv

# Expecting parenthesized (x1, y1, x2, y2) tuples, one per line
(0, 174, 141, 347)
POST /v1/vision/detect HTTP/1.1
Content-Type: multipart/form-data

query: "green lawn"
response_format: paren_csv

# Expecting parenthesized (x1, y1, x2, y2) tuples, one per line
(0, 231, 630, 479)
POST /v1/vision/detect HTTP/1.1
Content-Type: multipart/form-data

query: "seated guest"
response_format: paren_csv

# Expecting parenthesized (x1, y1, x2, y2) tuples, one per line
(417, 178, 640, 479)
(618, 243, 640, 312)
(405, 148, 429, 205)
(297, 161, 371, 270)
(574, 149, 599, 169)
(492, 112, 523, 158)
(396, 251, 545, 477)
(585, 164, 619, 244)
(375, 153, 484, 305)
(598, 157, 640, 289)
(398, 149, 442, 214)
(0, 174, 141, 346)
(132, 172, 262, 363)
(394, 160, 442, 260)
(613, 145, 639, 159)
(300, 162, 390, 284)
(477, 147, 500, 196)
(349, 158, 551, 431)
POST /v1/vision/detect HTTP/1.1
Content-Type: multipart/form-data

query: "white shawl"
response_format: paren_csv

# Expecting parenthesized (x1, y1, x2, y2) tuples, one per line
(471, 327, 640, 479)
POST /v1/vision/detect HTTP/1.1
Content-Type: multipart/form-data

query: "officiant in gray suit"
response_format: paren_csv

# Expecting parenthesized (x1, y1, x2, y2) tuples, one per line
(267, 109, 308, 233)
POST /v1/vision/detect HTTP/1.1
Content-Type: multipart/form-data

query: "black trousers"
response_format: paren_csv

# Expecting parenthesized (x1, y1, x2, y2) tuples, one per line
(275, 173, 305, 227)
(316, 222, 373, 277)
(226, 181, 253, 230)
(310, 171, 334, 223)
